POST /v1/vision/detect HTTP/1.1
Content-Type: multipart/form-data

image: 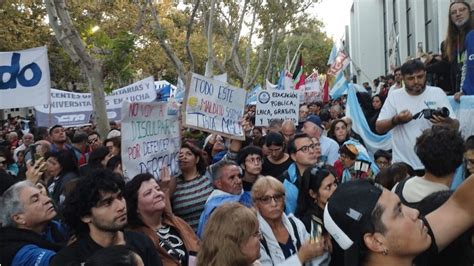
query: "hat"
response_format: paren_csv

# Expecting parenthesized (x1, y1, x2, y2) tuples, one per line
(265, 132, 284, 146)
(48, 124, 63, 135)
(107, 129, 121, 139)
(305, 115, 324, 130)
(323, 180, 383, 266)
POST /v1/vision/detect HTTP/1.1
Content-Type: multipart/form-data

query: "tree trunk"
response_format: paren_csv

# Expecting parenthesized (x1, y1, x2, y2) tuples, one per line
(45, 0, 109, 138)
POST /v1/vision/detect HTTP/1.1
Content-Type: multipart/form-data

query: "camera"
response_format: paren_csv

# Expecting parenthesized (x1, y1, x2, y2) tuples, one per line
(419, 107, 450, 120)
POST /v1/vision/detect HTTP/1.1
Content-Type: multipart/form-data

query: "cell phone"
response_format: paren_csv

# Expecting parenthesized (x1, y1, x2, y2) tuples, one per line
(310, 220, 322, 243)
(29, 145, 37, 166)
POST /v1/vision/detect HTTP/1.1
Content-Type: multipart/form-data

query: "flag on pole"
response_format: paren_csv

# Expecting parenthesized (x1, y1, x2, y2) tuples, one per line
(327, 44, 338, 65)
(327, 51, 350, 77)
(322, 78, 330, 103)
(292, 54, 305, 90)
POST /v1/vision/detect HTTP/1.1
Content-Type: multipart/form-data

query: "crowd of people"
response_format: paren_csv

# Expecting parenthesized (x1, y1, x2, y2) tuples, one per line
(1, 1, 474, 266)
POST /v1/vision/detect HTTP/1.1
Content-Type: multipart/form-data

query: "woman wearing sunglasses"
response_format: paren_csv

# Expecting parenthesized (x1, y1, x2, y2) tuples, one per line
(252, 175, 330, 265)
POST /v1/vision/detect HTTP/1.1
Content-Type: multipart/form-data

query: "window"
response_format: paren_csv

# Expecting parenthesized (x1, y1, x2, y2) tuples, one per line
(406, 0, 416, 57)
(424, 0, 436, 53)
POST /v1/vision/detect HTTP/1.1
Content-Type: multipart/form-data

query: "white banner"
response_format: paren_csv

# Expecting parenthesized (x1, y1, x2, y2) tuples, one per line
(255, 89, 299, 126)
(34, 76, 156, 127)
(0, 46, 51, 108)
(301, 72, 322, 103)
(183, 73, 247, 140)
(121, 101, 181, 181)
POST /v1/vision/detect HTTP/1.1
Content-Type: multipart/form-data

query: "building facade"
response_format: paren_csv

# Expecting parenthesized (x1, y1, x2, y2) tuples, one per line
(347, 0, 454, 84)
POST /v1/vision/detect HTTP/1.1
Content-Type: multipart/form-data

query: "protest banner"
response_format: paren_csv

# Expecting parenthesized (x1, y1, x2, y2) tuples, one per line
(183, 73, 247, 140)
(255, 88, 299, 126)
(34, 76, 156, 127)
(327, 51, 350, 77)
(303, 72, 322, 103)
(121, 101, 181, 181)
(0, 46, 51, 109)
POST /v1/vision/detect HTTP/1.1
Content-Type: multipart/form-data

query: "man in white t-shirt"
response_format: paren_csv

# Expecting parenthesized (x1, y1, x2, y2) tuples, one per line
(376, 60, 459, 171)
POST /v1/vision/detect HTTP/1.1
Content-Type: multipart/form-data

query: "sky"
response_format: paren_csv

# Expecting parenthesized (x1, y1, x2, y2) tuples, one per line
(309, 0, 353, 41)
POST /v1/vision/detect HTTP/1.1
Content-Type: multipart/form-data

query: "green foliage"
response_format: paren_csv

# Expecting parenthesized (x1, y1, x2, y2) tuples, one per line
(1, 0, 331, 90)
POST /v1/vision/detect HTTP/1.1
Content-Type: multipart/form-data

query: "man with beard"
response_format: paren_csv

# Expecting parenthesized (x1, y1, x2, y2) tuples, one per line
(376, 60, 458, 174)
(51, 169, 161, 266)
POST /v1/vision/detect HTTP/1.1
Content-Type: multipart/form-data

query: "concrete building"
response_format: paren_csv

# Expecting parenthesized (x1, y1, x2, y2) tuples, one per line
(347, 0, 454, 85)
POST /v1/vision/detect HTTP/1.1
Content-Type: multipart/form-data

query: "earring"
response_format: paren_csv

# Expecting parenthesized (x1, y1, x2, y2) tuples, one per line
(382, 249, 388, 256)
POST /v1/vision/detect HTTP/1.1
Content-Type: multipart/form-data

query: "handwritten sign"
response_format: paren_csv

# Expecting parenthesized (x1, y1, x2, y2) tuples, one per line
(255, 89, 299, 126)
(121, 101, 181, 181)
(183, 73, 246, 140)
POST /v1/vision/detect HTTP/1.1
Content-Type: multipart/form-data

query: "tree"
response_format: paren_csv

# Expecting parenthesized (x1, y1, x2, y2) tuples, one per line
(45, 0, 110, 138)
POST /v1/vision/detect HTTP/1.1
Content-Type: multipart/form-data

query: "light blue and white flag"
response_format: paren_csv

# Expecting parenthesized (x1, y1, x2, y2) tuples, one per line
(327, 43, 338, 65)
(246, 84, 262, 105)
(329, 72, 349, 99)
(345, 86, 392, 156)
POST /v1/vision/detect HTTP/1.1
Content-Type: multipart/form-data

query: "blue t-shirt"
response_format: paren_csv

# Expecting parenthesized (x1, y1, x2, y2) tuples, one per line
(462, 30, 474, 95)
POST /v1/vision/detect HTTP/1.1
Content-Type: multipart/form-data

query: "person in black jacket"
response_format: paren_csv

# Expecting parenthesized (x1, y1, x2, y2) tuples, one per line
(0, 181, 68, 266)
(51, 169, 162, 266)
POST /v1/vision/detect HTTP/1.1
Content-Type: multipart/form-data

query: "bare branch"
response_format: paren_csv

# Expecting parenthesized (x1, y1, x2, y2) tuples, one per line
(133, 0, 147, 35)
(186, 0, 201, 73)
(205, 0, 216, 77)
(148, 0, 186, 81)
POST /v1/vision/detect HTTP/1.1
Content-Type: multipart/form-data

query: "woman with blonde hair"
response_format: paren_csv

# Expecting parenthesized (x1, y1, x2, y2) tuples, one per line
(197, 202, 261, 266)
(252, 176, 330, 265)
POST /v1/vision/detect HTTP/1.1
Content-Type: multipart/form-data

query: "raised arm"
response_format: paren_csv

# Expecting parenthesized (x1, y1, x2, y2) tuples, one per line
(427, 174, 474, 251)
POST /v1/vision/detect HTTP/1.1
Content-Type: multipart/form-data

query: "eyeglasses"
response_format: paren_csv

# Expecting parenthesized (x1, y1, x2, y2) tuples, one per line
(245, 157, 262, 164)
(296, 143, 319, 153)
(267, 147, 283, 154)
(258, 193, 285, 204)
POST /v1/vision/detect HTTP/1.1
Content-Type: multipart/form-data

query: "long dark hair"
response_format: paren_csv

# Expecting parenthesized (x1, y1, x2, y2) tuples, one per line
(296, 164, 337, 218)
(444, 1, 473, 62)
(123, 173, 156, 227)
(181, 141, 207, 175)
(46, 150, 79, 175)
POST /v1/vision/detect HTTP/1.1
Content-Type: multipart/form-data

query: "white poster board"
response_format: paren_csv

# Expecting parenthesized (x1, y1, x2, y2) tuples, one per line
(255, 89, 299, 126)
(183, 73, 246, 140)
(0, 46, 51, 108)
(121, 101, 181, 181)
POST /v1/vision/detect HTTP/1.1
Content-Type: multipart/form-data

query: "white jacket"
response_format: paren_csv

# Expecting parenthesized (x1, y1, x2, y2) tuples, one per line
(258, 213, 330, 266)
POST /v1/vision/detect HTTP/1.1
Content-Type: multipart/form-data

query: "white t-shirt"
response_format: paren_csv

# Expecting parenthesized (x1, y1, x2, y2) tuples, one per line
(391, 176, 450, 203)
(377, 86, 455, 170)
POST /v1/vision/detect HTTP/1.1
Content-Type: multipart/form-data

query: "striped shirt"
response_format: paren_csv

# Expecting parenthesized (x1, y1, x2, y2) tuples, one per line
(172, 175, 214, 231)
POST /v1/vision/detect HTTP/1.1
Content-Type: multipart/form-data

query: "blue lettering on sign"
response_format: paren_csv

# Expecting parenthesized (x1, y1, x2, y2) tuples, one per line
(0, 53, 42, 89)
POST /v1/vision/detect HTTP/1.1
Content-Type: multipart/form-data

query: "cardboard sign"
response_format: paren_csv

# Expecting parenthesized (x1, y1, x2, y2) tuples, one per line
(183, 73, 246, 140)
(121, 101, 181, 181)
(255, 89, 299, 126)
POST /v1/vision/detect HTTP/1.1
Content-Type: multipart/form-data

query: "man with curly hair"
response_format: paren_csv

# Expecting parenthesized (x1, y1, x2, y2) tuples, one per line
(50, 169, 162, 266)
(392, 126, 465, 208)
